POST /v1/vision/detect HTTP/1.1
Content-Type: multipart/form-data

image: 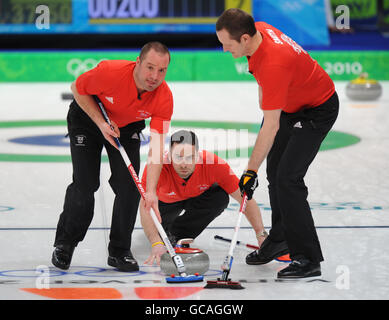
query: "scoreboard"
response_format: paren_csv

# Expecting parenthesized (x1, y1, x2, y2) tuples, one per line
(0, 0, 329, 47)
(0, 0, 253, 33)
(88, 0, 252, 23)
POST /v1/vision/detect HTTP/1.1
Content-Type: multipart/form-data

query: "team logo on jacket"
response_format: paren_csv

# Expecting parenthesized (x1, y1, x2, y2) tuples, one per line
(105, 96, 114, 104)
(198, 184, 210, 192)
(75, 135, 86, 146)
(136, 110, 151, 119)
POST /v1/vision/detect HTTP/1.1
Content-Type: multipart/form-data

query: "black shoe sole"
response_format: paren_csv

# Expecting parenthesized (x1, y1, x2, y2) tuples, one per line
(51, 253, 70, 270)
(246, 248, 290, 265)
(107, 256, 139, 272)
(277, 271, 322, 280)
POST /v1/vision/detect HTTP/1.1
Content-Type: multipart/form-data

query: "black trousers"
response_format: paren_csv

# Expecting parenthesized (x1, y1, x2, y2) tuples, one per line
(159, 185, 230, 241)
(54, 101, 145, 257)
(266, 91, 339, 263)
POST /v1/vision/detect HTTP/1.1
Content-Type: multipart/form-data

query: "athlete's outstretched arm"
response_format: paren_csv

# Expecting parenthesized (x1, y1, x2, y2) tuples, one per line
(144, 130, 165, 218)
(247, 108, 281, 172)
(139, 198, 167, 265)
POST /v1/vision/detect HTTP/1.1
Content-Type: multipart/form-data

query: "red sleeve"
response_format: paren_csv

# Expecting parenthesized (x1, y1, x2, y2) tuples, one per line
(259, 65, 292, 110)
(150, 85, 173, 134)
(210, 154, 240, 194)
(75, 60, 115, 95)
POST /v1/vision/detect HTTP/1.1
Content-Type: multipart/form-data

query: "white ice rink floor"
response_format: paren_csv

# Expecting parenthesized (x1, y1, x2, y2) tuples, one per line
(0, 81, 388, 303)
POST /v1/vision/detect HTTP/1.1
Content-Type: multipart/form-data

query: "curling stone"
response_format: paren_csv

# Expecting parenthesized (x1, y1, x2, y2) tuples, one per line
(61, 92, 74, 100)
(160, 247, 210, 276)
(346, 73, 382, 101)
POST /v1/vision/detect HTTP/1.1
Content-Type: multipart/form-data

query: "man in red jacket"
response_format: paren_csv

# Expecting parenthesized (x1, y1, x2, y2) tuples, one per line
(216, 9, 339, 279)
(140, 130, 268, 266)
(52, 42, 173, 272)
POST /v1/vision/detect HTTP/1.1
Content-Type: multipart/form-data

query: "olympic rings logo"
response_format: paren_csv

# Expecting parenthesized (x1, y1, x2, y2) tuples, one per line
(66, 58, 107, 79)
(0, 266, 222, 278)
(0, 266, 146, 278)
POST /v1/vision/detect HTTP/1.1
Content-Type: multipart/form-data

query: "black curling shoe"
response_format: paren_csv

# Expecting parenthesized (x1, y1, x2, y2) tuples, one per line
(277, 258, 321, 279)
(51, 244, 75, 270)
(246, 237, 289, 265)
(108, 252, 139, 272)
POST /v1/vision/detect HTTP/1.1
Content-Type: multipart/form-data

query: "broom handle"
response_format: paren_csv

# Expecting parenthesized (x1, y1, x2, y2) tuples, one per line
(221, 194, 248, 279)
(229, 196, 247, 256)
(214, 235, 259, 250)
(94, 96, 187, 275)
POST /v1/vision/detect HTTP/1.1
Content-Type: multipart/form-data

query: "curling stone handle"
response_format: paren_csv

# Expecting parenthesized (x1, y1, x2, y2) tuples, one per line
(149, 208, 187, 275)
(177, 238, 194, 246)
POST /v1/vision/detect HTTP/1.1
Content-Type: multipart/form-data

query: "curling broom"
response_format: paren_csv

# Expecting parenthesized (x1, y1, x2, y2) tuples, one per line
(94, 96, 203, 284)
(204, 194, 249, 289)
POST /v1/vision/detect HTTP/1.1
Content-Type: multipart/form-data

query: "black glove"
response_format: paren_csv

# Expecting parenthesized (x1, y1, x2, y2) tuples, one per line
(239, 170, 259, 200)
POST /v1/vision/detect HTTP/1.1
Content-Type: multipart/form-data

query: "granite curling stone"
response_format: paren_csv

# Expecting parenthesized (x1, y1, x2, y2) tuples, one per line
(160, 247, 210, 276)
(346, 73, 382, 101)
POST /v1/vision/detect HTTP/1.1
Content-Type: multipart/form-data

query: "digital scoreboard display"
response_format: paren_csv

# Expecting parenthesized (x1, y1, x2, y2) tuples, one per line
(0, 0, 328, 48)
(88, 0, 251, 24)
(0, 0, 253, 33)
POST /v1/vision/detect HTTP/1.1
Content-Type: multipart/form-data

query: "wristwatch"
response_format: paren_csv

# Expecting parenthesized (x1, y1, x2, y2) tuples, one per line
(256, 230, 268, 238)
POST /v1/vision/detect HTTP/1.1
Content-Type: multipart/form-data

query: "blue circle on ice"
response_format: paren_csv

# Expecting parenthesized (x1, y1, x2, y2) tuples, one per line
(9, 134, 70, 147)
(7, 134, 167, 147)
(0, 268, 66, 278)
